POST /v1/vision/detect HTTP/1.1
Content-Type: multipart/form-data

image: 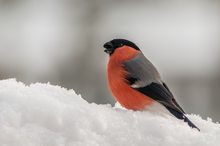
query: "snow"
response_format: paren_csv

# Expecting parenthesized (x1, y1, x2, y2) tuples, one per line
(0, 79, 219, 146)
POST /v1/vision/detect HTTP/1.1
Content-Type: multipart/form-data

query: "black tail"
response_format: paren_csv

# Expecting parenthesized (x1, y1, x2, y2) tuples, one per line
(166, 107, 200, 131)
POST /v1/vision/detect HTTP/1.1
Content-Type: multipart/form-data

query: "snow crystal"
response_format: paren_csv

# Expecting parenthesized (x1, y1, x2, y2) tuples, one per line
(0, 79, 219, 146)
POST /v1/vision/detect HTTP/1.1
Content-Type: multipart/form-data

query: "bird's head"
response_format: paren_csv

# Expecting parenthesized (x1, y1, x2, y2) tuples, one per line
(104, 39, 140, 55)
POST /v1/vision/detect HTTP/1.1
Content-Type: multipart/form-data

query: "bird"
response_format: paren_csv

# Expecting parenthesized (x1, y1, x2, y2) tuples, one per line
(103, 38, 200, 131)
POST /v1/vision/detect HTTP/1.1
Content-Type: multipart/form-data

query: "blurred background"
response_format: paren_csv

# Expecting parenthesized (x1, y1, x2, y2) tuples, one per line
(0, 0, 220, 121)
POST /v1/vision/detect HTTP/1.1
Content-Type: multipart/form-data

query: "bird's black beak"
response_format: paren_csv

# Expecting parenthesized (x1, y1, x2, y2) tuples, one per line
(104, 42, 114, 55)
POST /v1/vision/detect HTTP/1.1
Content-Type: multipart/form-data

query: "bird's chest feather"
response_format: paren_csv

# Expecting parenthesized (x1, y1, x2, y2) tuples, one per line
(107, 60, 154, 110)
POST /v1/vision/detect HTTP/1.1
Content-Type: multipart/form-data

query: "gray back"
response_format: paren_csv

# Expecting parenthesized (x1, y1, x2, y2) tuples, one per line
(123, 52, 162, 87)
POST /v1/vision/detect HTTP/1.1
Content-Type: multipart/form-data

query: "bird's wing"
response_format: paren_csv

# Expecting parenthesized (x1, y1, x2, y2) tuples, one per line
(135, 82, 185, 114)
(123, 52, 185, 114)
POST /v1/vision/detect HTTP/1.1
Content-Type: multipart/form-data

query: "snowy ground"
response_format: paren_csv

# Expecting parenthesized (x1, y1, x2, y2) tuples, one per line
(0, 79, 219, 146)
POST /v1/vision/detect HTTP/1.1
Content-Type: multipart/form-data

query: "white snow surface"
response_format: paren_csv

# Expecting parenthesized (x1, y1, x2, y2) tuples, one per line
(0, 79, 219, 146)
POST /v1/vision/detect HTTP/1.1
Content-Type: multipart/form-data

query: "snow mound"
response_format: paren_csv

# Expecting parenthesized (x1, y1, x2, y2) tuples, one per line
(0, 79, 219, 146)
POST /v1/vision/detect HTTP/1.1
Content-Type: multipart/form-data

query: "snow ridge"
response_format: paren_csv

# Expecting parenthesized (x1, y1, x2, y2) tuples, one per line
(0, 79, 219, 146)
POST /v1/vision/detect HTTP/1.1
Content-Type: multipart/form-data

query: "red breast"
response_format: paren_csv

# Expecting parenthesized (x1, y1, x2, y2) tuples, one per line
(107, 46, 154, 110)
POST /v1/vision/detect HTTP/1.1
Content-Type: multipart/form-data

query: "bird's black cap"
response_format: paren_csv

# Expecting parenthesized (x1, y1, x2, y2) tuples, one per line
(104, 39, 140, 55)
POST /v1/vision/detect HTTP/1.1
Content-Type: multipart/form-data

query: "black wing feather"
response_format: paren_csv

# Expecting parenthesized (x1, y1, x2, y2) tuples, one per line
(136, 82, 184, 114)
(162, 82, 185, 114)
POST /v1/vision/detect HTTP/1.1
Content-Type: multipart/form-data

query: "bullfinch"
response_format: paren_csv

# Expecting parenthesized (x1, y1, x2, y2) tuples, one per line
(104, 39, 199, 131)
